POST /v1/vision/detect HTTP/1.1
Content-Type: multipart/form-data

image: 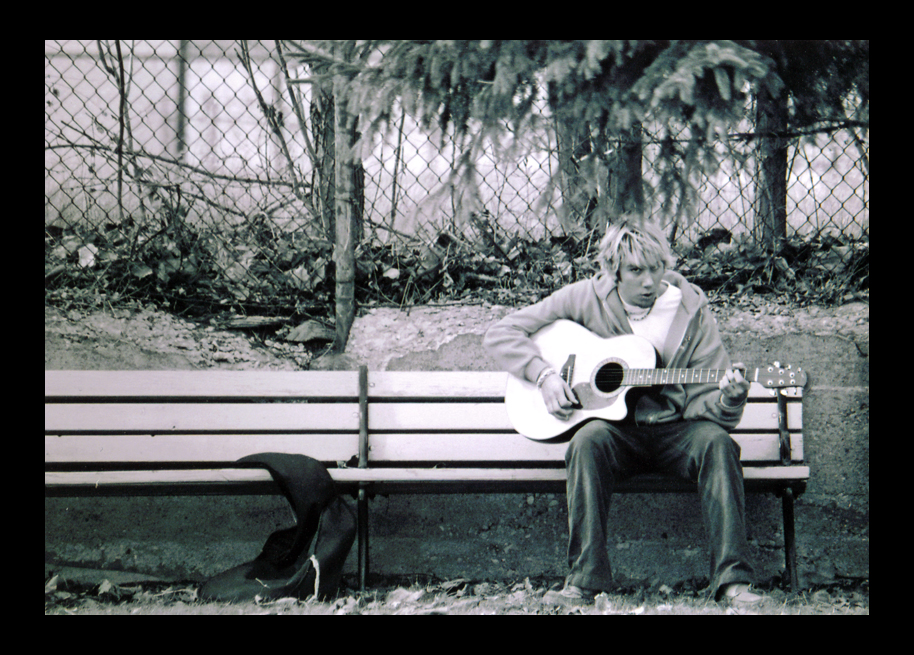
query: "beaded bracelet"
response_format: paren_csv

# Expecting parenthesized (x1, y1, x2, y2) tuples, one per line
(536, 367, 557, 389)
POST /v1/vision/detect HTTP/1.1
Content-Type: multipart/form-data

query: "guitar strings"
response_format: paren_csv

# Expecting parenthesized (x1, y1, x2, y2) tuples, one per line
(596, 366, 728, 387)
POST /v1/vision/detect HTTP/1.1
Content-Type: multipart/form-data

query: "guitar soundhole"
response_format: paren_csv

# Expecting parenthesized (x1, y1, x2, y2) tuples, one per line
(594, 362, 624, 393)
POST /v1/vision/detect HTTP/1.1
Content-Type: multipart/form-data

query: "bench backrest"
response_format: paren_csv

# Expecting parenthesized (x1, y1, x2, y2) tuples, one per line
(45, 370, 803, 473)
(45, 371, 363, 469)
(365, 372, 802, 466)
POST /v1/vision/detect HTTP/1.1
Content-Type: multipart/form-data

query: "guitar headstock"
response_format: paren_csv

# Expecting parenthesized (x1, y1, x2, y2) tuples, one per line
(755, 361, 807, 392)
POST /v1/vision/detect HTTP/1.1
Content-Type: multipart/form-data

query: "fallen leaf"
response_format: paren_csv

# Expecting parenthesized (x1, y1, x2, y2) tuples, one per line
(78, 244, 98, 268)
(286, 262, 328, 291)
(131, 263, 153, 279)
(386, 587, 425, 607)
(594, 594, 613, 613)
(812, 590, 832, 604)
(334, 596, 361, 615)
(441, 578, 470, 593)
(223, 316, 288, 329)
(266, 597, 299, 605)
(284, 320, 335, 343)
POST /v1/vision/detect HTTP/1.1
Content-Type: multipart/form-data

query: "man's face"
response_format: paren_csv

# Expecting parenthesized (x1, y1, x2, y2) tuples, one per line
(616, 260, 665, 308)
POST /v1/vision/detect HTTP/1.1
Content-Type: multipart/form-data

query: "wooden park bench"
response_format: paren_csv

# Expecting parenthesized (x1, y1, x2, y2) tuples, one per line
(45, 367, 808, 590)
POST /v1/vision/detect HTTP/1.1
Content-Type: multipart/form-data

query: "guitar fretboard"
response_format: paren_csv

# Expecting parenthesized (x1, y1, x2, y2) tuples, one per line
(621, 368, 734, 386)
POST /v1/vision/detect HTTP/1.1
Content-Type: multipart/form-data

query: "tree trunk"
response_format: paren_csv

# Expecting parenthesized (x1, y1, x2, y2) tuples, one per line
(556, 118, 644, 233)
(174, 40, 190, 160)
(754, 88, 788, 249)
(606, 123, 644, 222)
(311, 85, 335, 241)
(554, 115, 595, 234)
(332, 71, 358, 353)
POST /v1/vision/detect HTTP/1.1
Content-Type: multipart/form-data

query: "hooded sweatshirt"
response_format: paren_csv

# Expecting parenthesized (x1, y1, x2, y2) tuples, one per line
(483, 269, 747, 430)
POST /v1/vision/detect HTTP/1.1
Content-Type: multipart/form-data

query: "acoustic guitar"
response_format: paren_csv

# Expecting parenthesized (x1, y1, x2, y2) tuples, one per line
(505, 320, 806, 441)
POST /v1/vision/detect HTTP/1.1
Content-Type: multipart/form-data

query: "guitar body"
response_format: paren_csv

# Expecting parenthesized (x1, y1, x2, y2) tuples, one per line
(505, 320, 658, 441)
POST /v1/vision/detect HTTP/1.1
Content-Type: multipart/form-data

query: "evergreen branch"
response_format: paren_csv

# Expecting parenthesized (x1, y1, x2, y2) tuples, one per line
(280, 40, 368, 76)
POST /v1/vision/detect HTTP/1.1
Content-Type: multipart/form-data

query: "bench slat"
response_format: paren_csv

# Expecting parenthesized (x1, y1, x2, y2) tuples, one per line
(45, 403, 361, 433)
(367, 432, 803, 464)
(369, 433, 569, 461)
(46, 400, 799, 435)
(335, 466, 811, 483)
(43, 431, 803, 466)
(369, 372, 509, 399)
(45, 370, 360, 399)
(366, 402, 801, 432)
(45, 464, 810, 491)
(369, 402, 512, 431)
(368, 372, 802, 401)
(741, 465, 810, 480)
(742, 401, 802, 431)
(45, 434, 359, 464)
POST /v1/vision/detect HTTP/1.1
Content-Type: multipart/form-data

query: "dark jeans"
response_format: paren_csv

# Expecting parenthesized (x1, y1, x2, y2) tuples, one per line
(564, 418, 754, 598)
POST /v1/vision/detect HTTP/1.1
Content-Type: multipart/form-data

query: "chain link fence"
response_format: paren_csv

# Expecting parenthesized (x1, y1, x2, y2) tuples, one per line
(45, 40, 869, 321)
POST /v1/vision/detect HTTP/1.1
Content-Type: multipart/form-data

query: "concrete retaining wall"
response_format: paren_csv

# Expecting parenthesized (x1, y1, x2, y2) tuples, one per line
(45, 304, 868, 588)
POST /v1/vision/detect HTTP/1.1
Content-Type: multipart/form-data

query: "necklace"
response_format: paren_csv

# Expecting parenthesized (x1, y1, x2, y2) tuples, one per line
(626, 303, 654, 321)
(621, 297, 656, 322)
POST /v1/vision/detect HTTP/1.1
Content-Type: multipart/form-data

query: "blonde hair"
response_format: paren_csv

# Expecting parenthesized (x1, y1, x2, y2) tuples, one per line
(598, 217, 675, 281)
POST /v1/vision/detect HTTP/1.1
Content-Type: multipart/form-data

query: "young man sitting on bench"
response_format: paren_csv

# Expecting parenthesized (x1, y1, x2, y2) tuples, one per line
(484, 216, 763, 607)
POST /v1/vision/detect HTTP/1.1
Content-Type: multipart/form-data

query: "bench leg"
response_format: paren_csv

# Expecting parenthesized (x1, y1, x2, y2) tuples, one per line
(782, 486, 798, 591)
(358, 486, 369, 591)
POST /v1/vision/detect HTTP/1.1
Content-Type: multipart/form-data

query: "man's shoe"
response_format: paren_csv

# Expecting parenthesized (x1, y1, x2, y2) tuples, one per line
(543, 584, 600, 607)
(721, 583, 765, 607)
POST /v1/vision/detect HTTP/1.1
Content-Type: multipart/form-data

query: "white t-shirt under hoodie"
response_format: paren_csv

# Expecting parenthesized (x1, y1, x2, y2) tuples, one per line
(619, 280, 683, 358)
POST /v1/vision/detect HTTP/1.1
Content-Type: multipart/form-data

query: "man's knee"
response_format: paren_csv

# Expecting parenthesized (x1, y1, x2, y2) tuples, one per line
(691, 421, 741, 462)
(566, 420, 621, 467)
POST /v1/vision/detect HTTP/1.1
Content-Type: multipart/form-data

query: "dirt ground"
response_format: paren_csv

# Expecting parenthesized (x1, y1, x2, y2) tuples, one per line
(45, 573, 868, 615)
(44, 298, 868, 373)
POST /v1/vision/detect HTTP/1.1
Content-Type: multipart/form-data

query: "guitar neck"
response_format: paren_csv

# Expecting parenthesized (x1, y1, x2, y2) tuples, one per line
(622, 368, 749, 386)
